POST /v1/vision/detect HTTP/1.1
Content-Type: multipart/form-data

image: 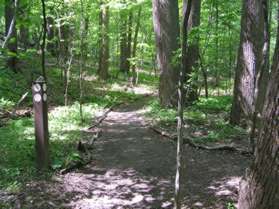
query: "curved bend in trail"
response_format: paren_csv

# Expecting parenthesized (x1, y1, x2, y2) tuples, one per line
(21, 98, 250, 209)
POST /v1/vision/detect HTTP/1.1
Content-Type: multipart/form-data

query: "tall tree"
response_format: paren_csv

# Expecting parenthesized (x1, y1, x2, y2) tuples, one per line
(249, 0, 271, 151)
(131, 6, 142, 85)
(230, 0, 265, 125)
(182, 0, 201, 103)
(98, 2, 110, 80)
(152, 0, 180, 107)
(237, 7, 279, 207)
(4, 0, 18, 71)
(175, 1, 192, 208)
(119, 11, 129, 74)
(18, 0, 29, 49)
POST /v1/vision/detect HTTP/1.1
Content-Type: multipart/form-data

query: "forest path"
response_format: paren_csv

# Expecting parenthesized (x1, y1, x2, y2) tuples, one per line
(20, 96, 250, 209)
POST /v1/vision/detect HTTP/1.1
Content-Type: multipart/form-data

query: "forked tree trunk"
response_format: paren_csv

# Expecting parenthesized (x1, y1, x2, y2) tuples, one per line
(230, 0, 265, 125)
(237, 11, 279, 207)
(152, 0, 180, 107)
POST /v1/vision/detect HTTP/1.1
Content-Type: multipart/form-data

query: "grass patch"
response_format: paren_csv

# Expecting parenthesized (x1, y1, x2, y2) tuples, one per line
(145, 96, 247, 143)
(0, 67, 144, 191)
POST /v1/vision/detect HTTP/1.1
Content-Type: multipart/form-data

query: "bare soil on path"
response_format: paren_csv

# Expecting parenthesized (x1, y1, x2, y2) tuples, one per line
(17, 97, 251, 209)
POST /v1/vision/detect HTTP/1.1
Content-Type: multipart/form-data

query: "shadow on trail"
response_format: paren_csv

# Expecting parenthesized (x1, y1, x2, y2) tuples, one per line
(18, 99, 251, 209)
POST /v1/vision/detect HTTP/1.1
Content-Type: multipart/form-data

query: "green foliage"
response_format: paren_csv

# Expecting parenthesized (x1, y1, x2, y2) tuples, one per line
(194, 96, 232, 113)
(227, 202, 236, 209)
(145, 96, 247, 143)
(0, 66, 143, 191)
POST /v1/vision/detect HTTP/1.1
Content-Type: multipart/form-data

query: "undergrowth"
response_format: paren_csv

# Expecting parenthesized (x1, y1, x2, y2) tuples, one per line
(0, 67, 143, 192)
(145, 96, 247, 143)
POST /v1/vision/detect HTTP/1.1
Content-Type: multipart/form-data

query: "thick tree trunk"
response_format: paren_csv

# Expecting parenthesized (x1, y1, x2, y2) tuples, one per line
(152, 0, 180, 107)
(182, 0, 201, 103)
(249, 0, 271, 151)
(230, 0, 265, 125)
(237, 12, 279, 207)
(98, 3, 110, 80)
(5, 0, 18, 72)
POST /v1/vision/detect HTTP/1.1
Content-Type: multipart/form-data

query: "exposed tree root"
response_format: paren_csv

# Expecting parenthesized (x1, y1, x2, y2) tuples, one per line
(150, 126, 252, 155)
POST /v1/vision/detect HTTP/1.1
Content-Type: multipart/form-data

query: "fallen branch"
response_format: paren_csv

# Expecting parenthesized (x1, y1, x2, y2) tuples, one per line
(11, 91, 29, 115)
(88, 102, 125, 130)
(60, 158, 92, 175)
(60, 130, 102, 175)
(150, 126, 252, 155)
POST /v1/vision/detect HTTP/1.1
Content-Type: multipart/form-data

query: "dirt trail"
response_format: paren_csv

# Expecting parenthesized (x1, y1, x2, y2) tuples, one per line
(19, 98, 251, 209)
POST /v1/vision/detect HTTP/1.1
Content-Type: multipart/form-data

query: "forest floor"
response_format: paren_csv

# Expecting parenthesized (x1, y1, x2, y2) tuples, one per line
(7, 95, 251, 209)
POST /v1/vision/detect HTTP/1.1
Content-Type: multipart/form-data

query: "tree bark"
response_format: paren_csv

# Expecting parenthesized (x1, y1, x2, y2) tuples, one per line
(237, 9, 279, 207)
(174, 1, 192, 208)
(98, 3, 110, 80)
(230, 0, 265, 125)
(182, 0, 201, 104)
(249, 0, 271, 151)
(152, 0, 180, 107)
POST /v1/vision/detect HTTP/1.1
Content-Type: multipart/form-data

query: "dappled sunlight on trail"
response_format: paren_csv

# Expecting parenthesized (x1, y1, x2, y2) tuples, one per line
(18, 98, 250, 209)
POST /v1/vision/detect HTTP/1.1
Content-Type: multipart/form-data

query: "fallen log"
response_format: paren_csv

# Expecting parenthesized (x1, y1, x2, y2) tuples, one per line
(150, 126, 252, 155)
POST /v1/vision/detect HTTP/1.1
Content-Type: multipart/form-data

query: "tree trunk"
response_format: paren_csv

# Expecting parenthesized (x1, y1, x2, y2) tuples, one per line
(237, 10, 279, 207)
(152, 0, 180, 107)
(46, 15, 56, 56)
(182, 0, 201, 104)
(131, 7, 142, 85)
(249, 0, 271, 151)
(119, 12, 129, 74)
(5, 0, 18, 72)
(174, 1, 192, 208)
(126, 10, 133, 72)
(18, 1, 29, 49)
(230, 0, 265, 125)
(98, 3, 110, 80)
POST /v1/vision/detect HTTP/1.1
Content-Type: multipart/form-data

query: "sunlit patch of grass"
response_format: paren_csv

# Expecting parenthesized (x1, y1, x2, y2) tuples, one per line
(194, 96, 232, 113)
(144, 96, 247, 143)
(0, 102, 103, 190)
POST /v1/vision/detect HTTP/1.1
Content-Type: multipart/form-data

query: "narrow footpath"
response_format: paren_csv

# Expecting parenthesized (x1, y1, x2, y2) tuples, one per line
(19, 99, 250, 209)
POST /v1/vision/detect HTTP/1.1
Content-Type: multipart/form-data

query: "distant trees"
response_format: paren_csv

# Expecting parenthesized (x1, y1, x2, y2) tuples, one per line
(237, 9, 279, 207)
(152, 0, 180, 107)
